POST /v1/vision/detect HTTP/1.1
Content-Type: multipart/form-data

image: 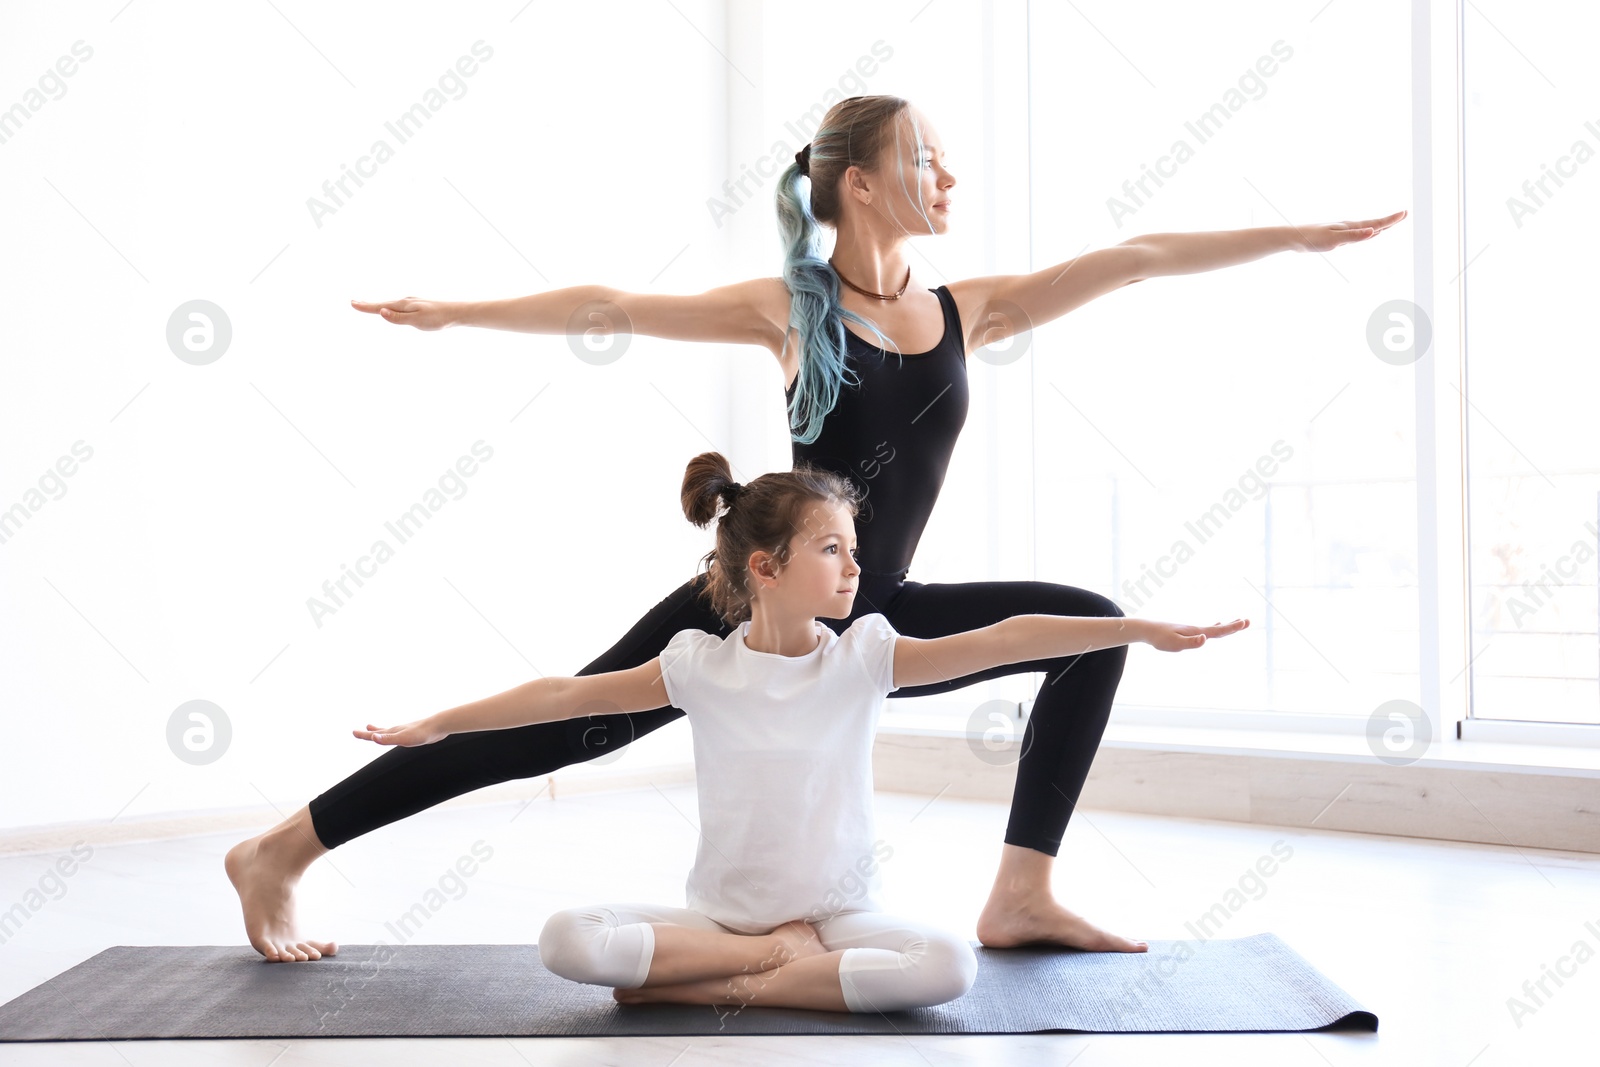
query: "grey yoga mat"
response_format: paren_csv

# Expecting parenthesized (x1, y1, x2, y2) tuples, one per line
(0, 934, 1376, 1040)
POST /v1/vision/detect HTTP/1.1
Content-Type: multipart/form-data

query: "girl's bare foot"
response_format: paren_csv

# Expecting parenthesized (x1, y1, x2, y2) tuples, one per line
(614, 949, 852, 1012)
(614, 973, 746, 1006)
(975, 843, 1148, 953)
(768, 919, 826, 965)
(224, 805, 337, 963)
(611, 921, 839, 1009)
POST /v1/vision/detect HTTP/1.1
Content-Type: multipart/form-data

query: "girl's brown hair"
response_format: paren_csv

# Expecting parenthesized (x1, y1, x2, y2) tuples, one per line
(680, 452, 862, 628)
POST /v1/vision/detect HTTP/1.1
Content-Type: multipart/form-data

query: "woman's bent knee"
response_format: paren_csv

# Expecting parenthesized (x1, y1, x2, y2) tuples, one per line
(1072, 588, 1124, 620)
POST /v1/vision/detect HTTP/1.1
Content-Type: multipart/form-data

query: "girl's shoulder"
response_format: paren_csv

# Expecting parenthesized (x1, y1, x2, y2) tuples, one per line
(839, 613, 899, 655)
(665, 626, 724, 655)
(845, 612, 898, 639)
(657, 627, 728, 709)
(839, 613, 900, 696)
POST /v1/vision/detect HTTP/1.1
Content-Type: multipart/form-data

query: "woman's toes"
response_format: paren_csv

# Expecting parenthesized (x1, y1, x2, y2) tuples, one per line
(258, 938, 335, 962)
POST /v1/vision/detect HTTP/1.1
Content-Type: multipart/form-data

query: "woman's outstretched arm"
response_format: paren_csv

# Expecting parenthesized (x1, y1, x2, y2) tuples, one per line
(949, 209, 1408, 351)
(890, 614, 1250, 689)
(1124, 209, 1408, 275)
(350, 276, 791, 352)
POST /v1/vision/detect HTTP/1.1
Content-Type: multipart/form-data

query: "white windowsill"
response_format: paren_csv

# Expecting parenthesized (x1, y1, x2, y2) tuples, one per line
(875, 701, 1600, 779)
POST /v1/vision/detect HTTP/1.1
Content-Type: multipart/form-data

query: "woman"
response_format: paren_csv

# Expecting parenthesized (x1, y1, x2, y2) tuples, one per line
(226, 95, 1404, 964)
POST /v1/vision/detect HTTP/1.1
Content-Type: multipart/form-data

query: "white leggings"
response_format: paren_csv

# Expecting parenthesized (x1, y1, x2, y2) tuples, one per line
(538, 901, 978, 1013)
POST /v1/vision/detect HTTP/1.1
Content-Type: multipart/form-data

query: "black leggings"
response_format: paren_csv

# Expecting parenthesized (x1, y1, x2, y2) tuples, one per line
(308, 567, 1127, 857)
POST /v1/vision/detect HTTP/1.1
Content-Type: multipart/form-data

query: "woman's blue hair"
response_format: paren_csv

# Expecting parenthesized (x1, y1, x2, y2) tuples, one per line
(776, 96, 937, 444)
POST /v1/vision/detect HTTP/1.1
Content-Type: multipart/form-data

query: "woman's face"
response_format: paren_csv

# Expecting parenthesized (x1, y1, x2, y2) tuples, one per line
(869, 108, 957, 236)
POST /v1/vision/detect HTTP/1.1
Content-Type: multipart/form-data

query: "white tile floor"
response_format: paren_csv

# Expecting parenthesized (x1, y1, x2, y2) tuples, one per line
(1, 785, 1596, 1066)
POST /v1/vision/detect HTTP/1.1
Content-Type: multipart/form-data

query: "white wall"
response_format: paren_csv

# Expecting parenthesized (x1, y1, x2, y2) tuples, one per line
(1, 0, 742, 828)
(1, 0, 1049, 832)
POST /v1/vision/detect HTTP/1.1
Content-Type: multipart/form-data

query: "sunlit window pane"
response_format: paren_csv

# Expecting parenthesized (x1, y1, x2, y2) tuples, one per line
(1463, 2, 1600, 725)
(1028, 0, 1417, 717)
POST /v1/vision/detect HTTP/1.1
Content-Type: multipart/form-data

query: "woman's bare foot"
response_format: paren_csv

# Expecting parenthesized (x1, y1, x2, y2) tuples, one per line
(977, 893, 1147, 952)
(975, 843, 1148, 953)
(224, 805, 337, 963)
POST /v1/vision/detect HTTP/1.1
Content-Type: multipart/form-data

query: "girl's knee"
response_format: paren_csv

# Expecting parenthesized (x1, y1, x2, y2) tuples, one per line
(537, 907, 592, 982)
(878, 929, 979, 1009)
(923, 931, 979, 1004)
(538, 906, 654, 987)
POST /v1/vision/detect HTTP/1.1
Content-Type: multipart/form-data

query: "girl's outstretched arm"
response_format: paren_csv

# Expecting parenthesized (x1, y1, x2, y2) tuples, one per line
(352, 658, 670, 747)
(891, 615, 1250, 689)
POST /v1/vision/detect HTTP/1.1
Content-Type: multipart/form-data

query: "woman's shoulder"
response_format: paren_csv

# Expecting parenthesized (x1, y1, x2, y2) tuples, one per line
(735, 276, 796, 358)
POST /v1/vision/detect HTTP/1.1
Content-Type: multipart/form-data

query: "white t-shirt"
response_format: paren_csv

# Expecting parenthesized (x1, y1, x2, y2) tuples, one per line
(657, 611, 901, 934)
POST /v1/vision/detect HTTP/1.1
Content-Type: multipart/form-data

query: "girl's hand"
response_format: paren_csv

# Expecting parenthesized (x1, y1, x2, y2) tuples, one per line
(1293, 210, 1407, 253)
(352, 716, 449, 747)
(1140, 617, 1250, 652)
(351, 297, 456, 331)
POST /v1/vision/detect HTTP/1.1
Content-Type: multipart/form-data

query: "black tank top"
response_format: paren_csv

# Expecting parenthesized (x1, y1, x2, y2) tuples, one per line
(784, 285, 968, 578)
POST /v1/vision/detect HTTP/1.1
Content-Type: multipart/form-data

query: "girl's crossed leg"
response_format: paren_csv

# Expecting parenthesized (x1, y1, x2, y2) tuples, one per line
(539, 901, 977, 1013)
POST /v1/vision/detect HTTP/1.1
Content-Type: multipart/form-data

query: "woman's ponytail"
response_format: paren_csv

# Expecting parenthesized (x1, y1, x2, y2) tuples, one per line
(776, 95, 918, 444)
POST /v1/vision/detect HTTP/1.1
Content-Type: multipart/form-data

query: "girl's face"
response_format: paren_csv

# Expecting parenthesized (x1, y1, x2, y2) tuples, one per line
(765, 500, 861, 618)
(872, 107, 956, 236)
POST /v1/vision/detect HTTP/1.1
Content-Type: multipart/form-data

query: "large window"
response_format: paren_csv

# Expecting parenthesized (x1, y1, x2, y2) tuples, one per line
(1462, 1, 1600, 725)
(1028, 0, 1418, 719)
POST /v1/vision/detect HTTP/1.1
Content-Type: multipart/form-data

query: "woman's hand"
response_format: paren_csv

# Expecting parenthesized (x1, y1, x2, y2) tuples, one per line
(1139, 617, 1250, 652)
(351, 297, 457, 331)
(1293, 210, 1408, 253)
(352, 715, 449, 747)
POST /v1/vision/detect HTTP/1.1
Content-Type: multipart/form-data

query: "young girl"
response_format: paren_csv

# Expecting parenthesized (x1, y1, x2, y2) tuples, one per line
(353, 452, 1249, 1013)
